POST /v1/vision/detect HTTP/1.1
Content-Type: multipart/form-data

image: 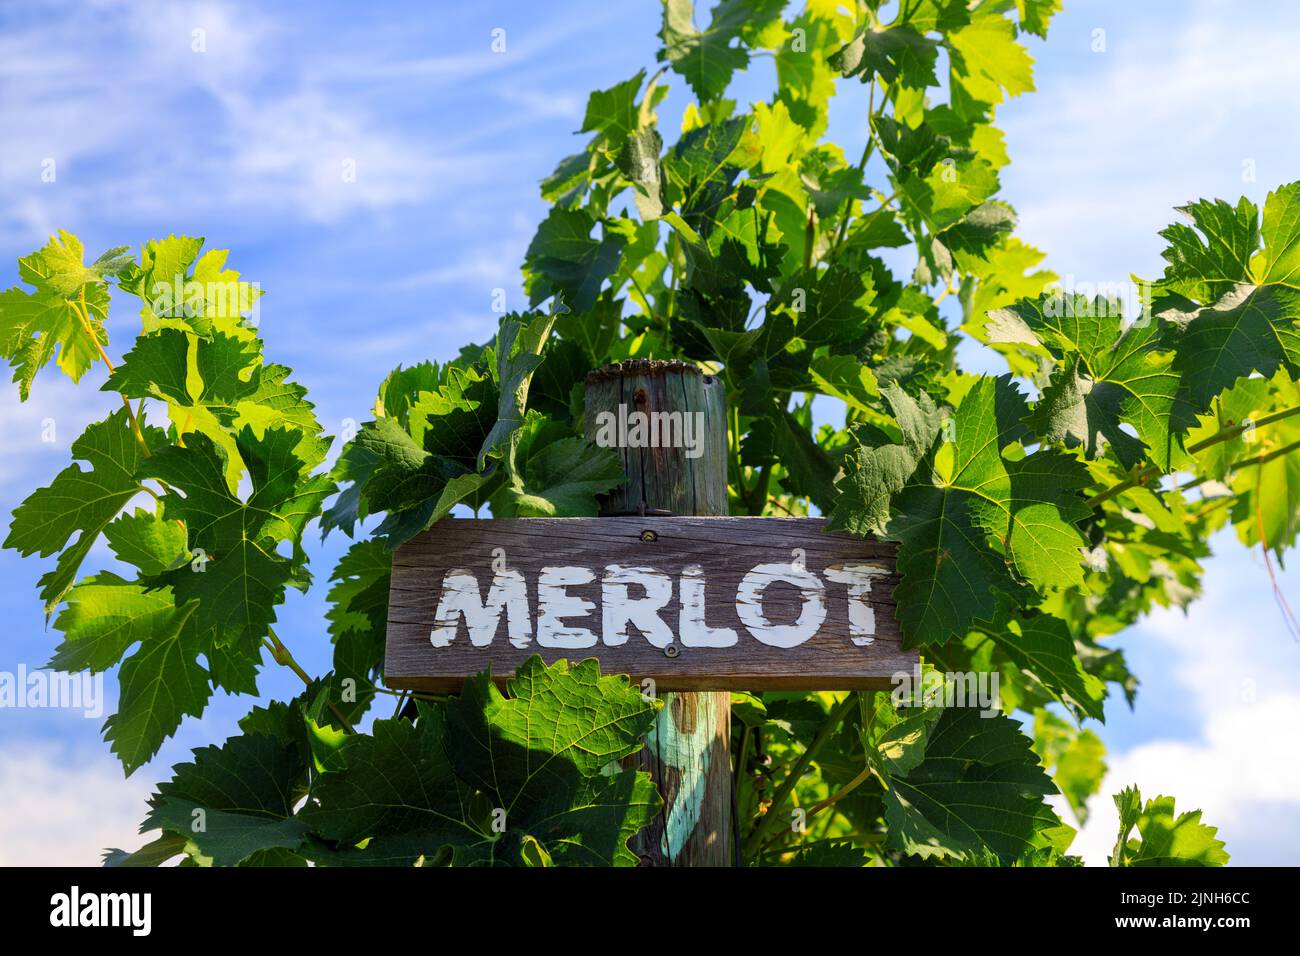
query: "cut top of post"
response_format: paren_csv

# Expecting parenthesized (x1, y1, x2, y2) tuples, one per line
(584, 361, 728, 518)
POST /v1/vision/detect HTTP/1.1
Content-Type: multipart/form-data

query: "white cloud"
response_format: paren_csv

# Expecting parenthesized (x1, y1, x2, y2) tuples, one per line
(0, 741, 154, 866)
(1000, 4, 1300, 285)
(1066, 534, 1300, 865)
(0, 0, 546, 239)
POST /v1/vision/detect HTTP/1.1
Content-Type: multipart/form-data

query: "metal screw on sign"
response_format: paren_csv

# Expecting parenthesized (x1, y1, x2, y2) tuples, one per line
(641, 529, 658, 542)
(663, 643, 680, 658)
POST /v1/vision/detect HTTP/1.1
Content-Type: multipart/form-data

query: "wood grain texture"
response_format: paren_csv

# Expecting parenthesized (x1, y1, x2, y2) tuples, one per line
(384, 515, 907, 691)
(587, 360, 732, 868)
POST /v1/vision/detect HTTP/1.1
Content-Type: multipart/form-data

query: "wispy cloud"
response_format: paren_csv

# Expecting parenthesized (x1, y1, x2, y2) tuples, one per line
(0, 740, 154, 865)
(1000, 1, 1300, 284)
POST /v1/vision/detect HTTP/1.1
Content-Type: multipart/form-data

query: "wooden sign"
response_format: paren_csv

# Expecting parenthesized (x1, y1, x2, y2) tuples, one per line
(385, 516, 911, 692)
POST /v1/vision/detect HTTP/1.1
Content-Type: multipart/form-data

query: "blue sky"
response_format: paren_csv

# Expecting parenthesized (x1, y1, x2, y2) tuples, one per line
(2, 0, 1299, 865)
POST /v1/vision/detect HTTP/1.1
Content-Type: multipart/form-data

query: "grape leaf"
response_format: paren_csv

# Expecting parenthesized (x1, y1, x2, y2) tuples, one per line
(4, 409, 163, 613)
(524, 207, 627, 313)
(946, 9, 1035, 114)
(141, 427, 333, 647)
(144, 732, 310, 866)
(989, 614, 1106, 722)
(1034, 710, 1106, 823)
(305, 657, 660, 866)
(830, 24, 939, 89)
(51, 573, 211, 773)
(658, 0, 777, 102)
(851, 376, 1089, 645)
(495, 434, 623, 517)
(1110, 786, 1228, 867)
(1156, 196, 1260, 305)
(1158, 184, 1300, 409)
(581, 70, 644, 146)
(0, 231, 112, 399)
(478, 310, 561, 470)
(988, 294, 1186, 469)
(1170, 282, 1300, 411)
(324, 539, 391, 717)
(107, 329, 326, 487)
(884, 707, 1070, 863)
(122, 235, 260, 339)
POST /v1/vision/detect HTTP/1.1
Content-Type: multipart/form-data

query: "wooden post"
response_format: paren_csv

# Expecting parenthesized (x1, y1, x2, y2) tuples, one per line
(584, 359, 734, 867)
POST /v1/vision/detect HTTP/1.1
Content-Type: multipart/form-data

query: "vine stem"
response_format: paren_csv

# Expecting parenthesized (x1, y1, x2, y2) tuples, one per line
(757, 760, 884, 855)
(742, 693, 857, 858)
(73, 288, 152, 458)
(831, 79, 878, 253)
(264, 628, 355, 734)
(1087, 403, 1300, 507)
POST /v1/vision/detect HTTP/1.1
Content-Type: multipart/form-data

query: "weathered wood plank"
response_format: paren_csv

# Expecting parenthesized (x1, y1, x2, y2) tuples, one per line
(384, 516, 908, 692)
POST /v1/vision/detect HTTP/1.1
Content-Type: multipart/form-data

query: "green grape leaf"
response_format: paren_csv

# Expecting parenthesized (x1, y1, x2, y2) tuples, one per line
(107, 329, 327, 487)
(124, 235, 260, 339)
(619, 126, 666, 220)
(946, 9, 1035, 114)
(105, 599, 211, 774)
(144, 732, 310, 866)
(1171, 283, 1300, 412)
(496, 433, 623, 518)
(782, 842, 869, 867)
(524, 207, 627, 313)
(884, 708, 1070, 863)
(830, 24, 939, 89)
(771, 264, 877, 348)
(830, 383, 944, 535)
(0, 231, 112, 399)
(989, 294, 1186, 468)
(860, 376, 1090, 645)
(301, 710, 480, 864)
(581, 70, 644, 145)
(860, 687, 944, 778)
(989, 614, 1106, 722)
(349, 416, 494, 548)
(658, 0, 778, 102)
(1156, 184, 1300, 410)
(1110, 786, 1229, 867)
(305, 657, 660, 866)
(1157, 196, 1260, 304)
(808, 354, 881, 415)
(48, 571, 184, 673)
(1034, 710, 1106, 824)
(478, 310, 560, 470)
(51, 573, 211, 773)
(1014, 0, 1062, 38)
(325, 539, 391, 717)
(4, 409, 163, 613)
(141, 427, 333, 647)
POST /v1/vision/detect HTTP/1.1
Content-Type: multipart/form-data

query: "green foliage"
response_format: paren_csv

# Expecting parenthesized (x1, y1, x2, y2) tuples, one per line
(3, 234, 331, 771)
(6, 0, 1276, 867)
(1110, 786, 1229, 866)
(116, 656, 659, 867)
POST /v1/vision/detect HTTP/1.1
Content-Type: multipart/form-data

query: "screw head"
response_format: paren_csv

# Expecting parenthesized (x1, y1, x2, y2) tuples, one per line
(640, 529, 658, 542)
(664, 643, 680, 658)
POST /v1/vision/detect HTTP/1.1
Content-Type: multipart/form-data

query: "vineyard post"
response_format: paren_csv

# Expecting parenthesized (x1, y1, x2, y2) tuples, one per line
(584, 359, 734, 866)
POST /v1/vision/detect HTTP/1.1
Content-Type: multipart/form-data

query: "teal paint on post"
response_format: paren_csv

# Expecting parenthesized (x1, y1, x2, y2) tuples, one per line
(647, 694, 713, 860)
